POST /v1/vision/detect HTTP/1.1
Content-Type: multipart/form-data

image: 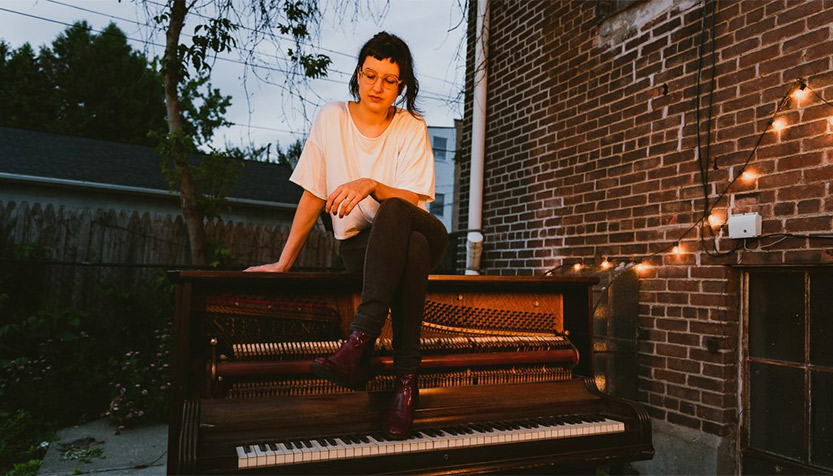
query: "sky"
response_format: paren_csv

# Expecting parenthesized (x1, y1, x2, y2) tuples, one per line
(0, 0, 467, 153)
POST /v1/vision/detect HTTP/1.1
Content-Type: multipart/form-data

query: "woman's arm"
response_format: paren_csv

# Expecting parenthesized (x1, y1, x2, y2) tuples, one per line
(245, 190, 326, 272)
(326, 178, 419, 218)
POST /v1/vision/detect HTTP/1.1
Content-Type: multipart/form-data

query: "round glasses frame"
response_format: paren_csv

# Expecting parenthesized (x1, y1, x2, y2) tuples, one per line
(358, 68, 402, 91)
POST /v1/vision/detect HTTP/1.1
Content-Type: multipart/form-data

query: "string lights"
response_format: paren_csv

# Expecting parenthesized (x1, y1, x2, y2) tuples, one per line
(544, 77, 833, 278)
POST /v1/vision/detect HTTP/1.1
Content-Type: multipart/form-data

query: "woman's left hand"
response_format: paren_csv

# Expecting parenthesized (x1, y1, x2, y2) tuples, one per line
(326, 178, 377, 218)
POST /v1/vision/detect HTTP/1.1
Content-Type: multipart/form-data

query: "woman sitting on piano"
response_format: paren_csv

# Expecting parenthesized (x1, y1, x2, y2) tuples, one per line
(245, 31, 448, 439)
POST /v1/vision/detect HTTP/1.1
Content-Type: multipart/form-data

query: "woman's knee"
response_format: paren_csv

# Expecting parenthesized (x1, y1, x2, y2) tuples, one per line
(377, 197, 412, 217)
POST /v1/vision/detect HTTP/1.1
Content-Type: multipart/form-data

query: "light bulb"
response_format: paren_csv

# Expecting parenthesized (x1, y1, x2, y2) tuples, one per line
(635, 262, 650, 274)
(573, 263, 584, 272)
(741, 170, 757, 181)
(600, 258, 611, 270)
(671, 242, 682, 254)
(772, 118, 787, 131)
(792, 88, 807, 101)
(708, 213, 723, 228)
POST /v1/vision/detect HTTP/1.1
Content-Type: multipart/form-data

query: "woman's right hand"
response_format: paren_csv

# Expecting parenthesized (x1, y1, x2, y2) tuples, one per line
(243, 261, 290, 272)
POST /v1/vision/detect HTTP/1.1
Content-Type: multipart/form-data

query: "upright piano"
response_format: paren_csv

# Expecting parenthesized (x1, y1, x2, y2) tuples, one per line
(167, 271, 653, 474)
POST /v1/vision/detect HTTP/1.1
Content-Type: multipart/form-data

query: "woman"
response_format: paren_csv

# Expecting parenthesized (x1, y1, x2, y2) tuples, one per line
(245, 32, 448, 440)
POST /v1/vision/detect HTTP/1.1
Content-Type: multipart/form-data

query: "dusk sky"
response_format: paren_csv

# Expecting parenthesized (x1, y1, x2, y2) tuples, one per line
(0, 0, 467, 153)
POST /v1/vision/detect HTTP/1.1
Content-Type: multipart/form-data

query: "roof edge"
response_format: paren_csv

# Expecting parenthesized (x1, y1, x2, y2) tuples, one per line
(0, 172, 297, 210)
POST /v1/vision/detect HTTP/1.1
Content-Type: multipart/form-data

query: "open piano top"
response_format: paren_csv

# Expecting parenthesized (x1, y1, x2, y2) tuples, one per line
(167, 272, 653, 474)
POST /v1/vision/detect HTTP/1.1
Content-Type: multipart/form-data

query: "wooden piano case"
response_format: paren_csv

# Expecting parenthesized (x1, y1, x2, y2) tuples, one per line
(167, 271, 653, 474)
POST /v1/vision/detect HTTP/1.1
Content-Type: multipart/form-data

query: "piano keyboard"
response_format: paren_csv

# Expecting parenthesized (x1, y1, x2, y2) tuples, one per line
(235, 414, 625, 469)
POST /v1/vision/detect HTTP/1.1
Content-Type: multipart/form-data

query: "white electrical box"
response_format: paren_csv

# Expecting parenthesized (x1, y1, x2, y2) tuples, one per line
(727, 212, 762, 238)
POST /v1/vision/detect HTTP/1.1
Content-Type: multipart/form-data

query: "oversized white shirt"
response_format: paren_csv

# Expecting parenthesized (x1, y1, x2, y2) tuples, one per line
(289, 101, 435, 240)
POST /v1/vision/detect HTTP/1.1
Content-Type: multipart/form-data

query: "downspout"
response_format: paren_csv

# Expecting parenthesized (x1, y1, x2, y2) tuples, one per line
(466, 0, 489, 275)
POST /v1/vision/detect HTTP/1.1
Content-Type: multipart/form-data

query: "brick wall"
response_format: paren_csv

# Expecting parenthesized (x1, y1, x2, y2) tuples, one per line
(460, 0, 833, 437)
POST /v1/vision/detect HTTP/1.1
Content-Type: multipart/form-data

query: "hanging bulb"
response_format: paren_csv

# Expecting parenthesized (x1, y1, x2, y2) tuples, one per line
(671, 242, 682, 254)
(772, 118, 787, 131)
(741, 169, 757, 181)
(600, 257, 611, 270)
(792, 83, 807, 101)
(573, 263, 584, 272)
(708, 213, 723, 228)
(635, 262, 651, 274)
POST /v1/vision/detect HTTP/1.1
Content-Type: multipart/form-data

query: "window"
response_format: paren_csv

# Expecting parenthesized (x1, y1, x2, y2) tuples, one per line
(432, 137, 447, 161)
(742, 269, 833, 474)
(429, 193, 445, 217)
(597, 0, 642, 19)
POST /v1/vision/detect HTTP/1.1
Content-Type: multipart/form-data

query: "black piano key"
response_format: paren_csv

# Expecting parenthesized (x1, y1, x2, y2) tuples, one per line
(314, 438, 330, 447)
(324, 437, 338, 446)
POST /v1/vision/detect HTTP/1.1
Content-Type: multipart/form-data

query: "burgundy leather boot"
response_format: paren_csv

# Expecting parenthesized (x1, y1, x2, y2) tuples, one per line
(383, 373, 419, 439)
(310, 330, 376, 390)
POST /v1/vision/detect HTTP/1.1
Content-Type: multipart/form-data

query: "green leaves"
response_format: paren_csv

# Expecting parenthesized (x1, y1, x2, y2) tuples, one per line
(181, 18, 239, 75)
(0, 22, 168, 146)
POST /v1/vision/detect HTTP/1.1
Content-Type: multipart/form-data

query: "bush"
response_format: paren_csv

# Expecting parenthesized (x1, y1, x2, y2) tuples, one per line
(0, 410, 52, 475)
(0, 261, 175, 471)
(105, 324, 172, 432)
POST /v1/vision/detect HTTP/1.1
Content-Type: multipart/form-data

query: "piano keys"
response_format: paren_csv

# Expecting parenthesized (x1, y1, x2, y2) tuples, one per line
(235, 413, 626, 469)
(167, 272, 654, 474)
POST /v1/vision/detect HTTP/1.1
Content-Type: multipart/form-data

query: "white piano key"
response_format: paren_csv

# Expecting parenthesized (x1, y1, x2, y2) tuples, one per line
(253, 445, 266, 467)
(235, 446, 248, 468)
(272, 442, 289, 465)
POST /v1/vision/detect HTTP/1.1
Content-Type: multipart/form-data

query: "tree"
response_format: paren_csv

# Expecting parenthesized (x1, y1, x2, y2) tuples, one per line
(0, 41, 57, 131)
(276, 139, 304, 168)
(0, 22, 169, 145)
(39, 22, 169, 145)
(146, 0, 335, 266)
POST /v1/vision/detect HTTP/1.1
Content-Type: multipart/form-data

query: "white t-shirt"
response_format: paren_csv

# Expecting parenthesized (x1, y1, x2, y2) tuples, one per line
(289, 101, 436, 240)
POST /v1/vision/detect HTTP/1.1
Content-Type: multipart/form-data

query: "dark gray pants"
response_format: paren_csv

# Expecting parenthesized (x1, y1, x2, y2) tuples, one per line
(339, 198, 448, 374)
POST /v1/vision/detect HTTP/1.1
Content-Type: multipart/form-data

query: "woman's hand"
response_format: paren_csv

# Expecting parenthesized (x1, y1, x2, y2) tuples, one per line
(326, 178, 378, 218)
(244, 261, 290, 272)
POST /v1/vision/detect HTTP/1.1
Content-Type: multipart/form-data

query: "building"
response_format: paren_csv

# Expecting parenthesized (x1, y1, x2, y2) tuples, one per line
(0, 126, 344, 268)
(459, 1, 833, 473)
(428, 125, 457, 231)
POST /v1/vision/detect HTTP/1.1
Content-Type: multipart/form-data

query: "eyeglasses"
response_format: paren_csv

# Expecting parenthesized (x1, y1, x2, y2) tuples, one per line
(358, 68, 402, 90)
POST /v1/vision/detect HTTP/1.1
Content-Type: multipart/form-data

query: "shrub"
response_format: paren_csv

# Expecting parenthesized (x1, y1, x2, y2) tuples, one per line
(0, 410, 52, 475)
(105, 324, 172, 432)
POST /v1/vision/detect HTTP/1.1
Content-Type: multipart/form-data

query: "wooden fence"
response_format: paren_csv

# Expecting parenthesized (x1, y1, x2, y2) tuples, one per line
(0, 200, 339, 269)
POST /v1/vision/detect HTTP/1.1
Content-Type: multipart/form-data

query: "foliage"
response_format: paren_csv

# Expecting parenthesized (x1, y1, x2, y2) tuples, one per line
(276, 139, 304, 168)
(12, 243, 55, 261)
(0, 23, 167, 146)
(144, 0, 338, 265)
(0, 263, 174, 473)
(58, 438, 105, 464)
(5, 459, 42, 476)
(105, 325, 171, 431)
(0, 410, 52, 475)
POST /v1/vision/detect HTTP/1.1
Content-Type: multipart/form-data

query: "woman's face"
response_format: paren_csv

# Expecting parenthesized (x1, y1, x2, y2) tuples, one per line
(356, 56, 401, 115)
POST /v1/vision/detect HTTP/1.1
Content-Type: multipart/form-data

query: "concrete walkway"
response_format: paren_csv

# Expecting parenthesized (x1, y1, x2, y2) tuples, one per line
(38, 419, 167, 476)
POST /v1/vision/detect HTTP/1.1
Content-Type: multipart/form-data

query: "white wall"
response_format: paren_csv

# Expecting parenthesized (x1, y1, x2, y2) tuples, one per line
(427, 126, 456, 232)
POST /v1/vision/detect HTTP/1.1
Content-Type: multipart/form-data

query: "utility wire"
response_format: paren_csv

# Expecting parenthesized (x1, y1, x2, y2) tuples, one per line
(0, 6, 459, 106)
(42, 0, 463, 94)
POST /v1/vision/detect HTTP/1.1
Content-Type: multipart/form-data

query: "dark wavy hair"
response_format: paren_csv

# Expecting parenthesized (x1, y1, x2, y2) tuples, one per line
(349, 31, 421, 117)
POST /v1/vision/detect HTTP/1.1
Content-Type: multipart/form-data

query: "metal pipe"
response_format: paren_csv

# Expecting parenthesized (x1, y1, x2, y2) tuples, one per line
(466, 0, 489, 275)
